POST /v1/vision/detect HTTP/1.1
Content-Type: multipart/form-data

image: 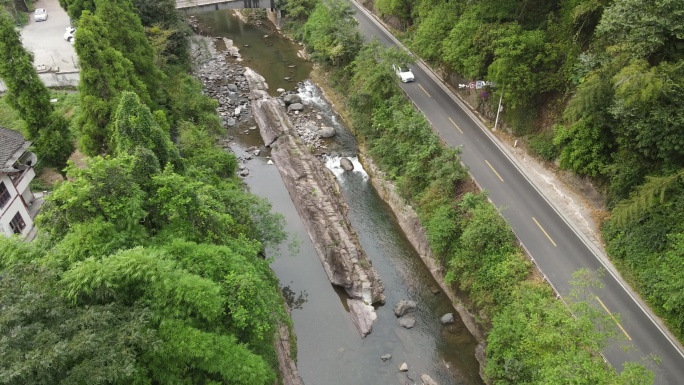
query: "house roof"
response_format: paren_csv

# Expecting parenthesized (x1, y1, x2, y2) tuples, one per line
(0, 127, 31, 172)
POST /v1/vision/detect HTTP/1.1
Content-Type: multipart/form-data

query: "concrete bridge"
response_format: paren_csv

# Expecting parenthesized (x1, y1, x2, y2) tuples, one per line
(176, 0, 277, 13)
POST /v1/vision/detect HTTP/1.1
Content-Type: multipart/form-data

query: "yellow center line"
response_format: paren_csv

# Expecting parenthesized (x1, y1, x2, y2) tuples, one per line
(449, 117, 464, 134)
(484, 160, 504, 182)
(532, 217, 557, 247)
(418, 84, 431, 98)
(595, 296, 632, 341)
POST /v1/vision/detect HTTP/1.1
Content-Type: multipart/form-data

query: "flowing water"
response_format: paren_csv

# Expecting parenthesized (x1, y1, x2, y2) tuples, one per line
(192, 10, 484, 385)
(191, 10, 312, 95)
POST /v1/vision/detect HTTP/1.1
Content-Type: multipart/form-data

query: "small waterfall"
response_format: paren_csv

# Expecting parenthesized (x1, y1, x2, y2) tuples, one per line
(324, 155, 369, 181)
(297, 80, 359, 157)
(297, 80, 327, 108)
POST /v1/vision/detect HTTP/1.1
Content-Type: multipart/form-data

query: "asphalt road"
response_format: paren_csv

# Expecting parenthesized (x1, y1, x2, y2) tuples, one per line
(348, 2, 684, 383)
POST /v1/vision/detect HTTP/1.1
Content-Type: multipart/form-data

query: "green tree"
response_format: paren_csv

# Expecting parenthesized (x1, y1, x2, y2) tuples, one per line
(37, 155, 147, 243)
(374, 0, 416, 27)
(0, 9, 74, 172)
(411, 1, 459, 62)
(112, 91, 180, 169)
(610, 169, 684, 225)
(58, 0, 96, 20)
(648, 233, 684, 332)
(609, 60, 684, 166)
(596, 0, 684, 61)
(60, 246, 277, 385)
(301, 0, 362, 66)
(95, 0, 167, 107)
(0, 257, 158, 385)
(280, 0, 320, 20)
(488, 24, 564, 112)
(166, 75, 222, 133)
(484, 279, 654, 385)
(74, 11, 150, 155)
(554, 118, 613, 177)
(133, 0, 192, 67)
(442, 11, 495, 79)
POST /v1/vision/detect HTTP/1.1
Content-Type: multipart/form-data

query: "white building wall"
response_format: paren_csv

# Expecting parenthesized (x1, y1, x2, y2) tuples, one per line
(0, 174, 34, 237)
(14, 167, 35, 199)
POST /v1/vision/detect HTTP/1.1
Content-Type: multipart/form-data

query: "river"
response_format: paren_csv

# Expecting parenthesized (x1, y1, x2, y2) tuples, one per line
(191, 9, 484, 385)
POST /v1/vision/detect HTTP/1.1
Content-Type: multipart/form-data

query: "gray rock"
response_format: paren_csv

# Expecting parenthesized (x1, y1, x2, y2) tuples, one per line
(283, 94, 302, 105)
(239, 169, 249, 177)
(276, 88, 285, 93)
(244, 67, 386, 306)
(347, 299, 377, 338)
(441, 313, 455, 325)
(394, 299, 417, 317)
(399, 362, 408, 372)
(234, 106, 242, 116)
(421, 374, 438, 385)
(288, 102, 304, 112)
(340, 158, 354, 171)
(398, 316, 415, 329)
(318, 126, 336, 138)
(381, 354, 392, 362)
(227, 83, 238, 92)
(225, 117, 236, 127)
(254, 149, 261, 156)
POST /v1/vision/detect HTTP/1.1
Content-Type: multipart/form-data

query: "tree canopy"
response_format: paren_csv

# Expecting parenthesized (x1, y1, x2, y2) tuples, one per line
(2, 1, 290, 383)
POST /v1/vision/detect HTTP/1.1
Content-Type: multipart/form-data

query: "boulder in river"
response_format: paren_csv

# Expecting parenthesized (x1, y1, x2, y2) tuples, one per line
(288, 102, 304, 112)
(283, 93, 302, 105)
(421, 374, 439, 385)
(394, 299, 417, 317)
(381, 354, 392, 362)
(399, 362, 409, 372)
(441, 313, 455, 325)
(398, 316, 416, 329)
(340, 158, 354, 171)
(318, 125, 336, 138)
(347, 298, 377, 338)
(227, 83, 238, 92)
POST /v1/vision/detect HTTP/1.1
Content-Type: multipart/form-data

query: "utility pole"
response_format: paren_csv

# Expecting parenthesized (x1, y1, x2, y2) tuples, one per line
(493, 93, 503, 131)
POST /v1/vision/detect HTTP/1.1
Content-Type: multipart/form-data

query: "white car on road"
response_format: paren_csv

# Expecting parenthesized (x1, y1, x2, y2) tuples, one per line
(64, 26, 76, 43)
(34, 8, 48, 22)
(393, 64, 415, 83)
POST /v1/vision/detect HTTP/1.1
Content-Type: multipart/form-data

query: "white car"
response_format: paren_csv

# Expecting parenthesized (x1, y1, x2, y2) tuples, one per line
(34, 8, 48, 22)
(393, 64, 415, 83)
(64, 27, 76, 43)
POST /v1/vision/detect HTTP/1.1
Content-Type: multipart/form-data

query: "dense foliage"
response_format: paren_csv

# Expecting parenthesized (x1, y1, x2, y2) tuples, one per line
(280, 0, 654, 381)
(1, 1, 290, 383)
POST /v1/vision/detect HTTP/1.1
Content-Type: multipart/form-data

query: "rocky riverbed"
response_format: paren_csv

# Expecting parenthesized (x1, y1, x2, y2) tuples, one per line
(195, 31, 386, 327)
(192, 24, 486, 383)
